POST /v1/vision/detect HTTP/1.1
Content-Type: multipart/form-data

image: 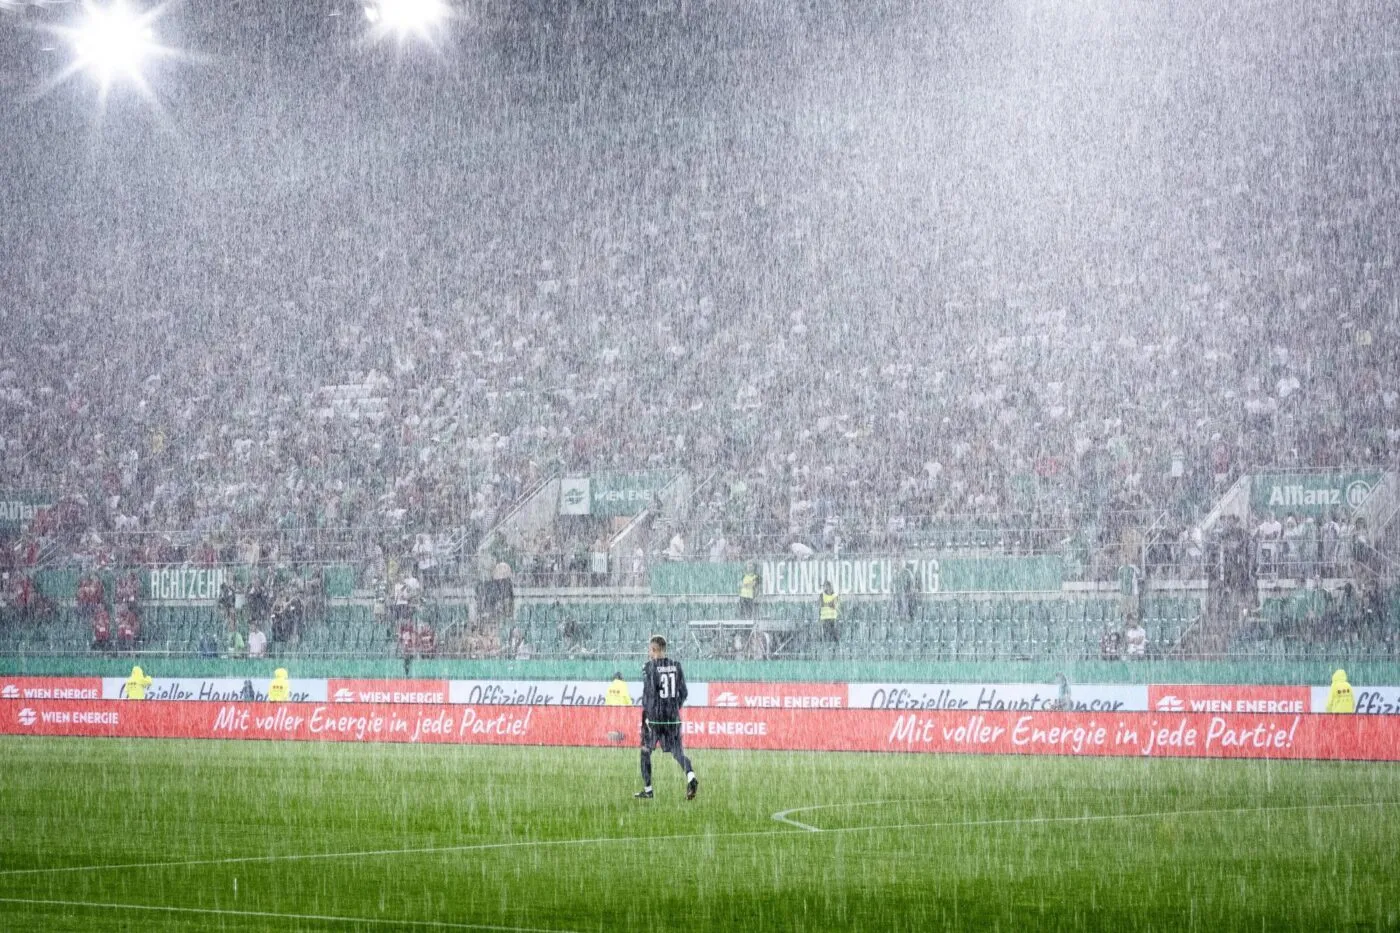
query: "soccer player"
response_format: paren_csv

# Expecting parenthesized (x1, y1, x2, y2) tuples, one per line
(635, 635, 698, 801)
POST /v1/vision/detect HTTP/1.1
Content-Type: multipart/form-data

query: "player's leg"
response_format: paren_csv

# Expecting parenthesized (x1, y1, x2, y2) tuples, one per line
(635, 723, 656, 798)
(666, 730, 698, 800)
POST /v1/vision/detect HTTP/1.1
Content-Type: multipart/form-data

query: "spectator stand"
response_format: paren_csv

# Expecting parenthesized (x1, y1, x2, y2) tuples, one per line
(1, 471, 1397, 662)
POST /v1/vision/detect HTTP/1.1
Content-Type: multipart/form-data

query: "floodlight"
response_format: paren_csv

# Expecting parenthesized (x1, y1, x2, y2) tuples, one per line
(70, 1, 158, 89)
(365, 0, 448, 40)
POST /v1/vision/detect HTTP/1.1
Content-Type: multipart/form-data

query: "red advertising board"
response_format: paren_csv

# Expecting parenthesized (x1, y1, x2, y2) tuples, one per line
(3, 700, 1398, 762)
(327, 679, 450, 705)
(709, 682, 849, 709)
(1148, 685, 1309, 715)
(0, 677, 103, 701)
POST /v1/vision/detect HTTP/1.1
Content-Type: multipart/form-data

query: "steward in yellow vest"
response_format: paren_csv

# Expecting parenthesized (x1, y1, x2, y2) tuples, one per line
(738, 562, 761, 620)
(268, 668, 290, 702)
(124, 666, 153, 700)
(1326, 669, 1355, 713)
(605, 672, 633, 706)
(818, 582, 840, 644)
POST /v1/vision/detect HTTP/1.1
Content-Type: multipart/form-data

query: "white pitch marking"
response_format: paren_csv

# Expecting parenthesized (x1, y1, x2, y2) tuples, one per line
(770, 811, 822, 833)
(0, 801, 1390, 879)
(0, 897, 580, 932)
(772, 800, 899, 832)
(771, 799, 1394, 836)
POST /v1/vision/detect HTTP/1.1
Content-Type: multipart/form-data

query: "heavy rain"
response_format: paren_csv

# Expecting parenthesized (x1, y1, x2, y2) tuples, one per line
(1, 0, 1398, 930)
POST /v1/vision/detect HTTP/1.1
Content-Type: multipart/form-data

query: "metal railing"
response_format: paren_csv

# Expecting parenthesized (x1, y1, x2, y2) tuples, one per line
(671, 515, 1113, 558)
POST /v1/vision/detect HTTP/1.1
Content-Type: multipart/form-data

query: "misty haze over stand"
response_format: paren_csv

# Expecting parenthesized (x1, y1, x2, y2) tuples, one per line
(1, 1, 1396, 578)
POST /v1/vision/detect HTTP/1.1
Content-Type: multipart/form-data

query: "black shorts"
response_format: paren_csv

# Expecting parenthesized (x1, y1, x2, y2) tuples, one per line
(641, 719, 683, 754)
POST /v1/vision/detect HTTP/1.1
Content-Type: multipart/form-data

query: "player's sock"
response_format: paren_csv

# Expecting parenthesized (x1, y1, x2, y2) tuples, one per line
(646, 785, 652, 792)
(687, 772, 695, 782)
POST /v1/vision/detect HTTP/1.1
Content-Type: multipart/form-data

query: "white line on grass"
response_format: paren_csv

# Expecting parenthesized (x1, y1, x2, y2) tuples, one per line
(772, 800, 899, 832)
(0, 800, 1390, 879)
(773, 800, 1393, 834)
(0, 897, 580, 932)
(769, 811, 822, 832)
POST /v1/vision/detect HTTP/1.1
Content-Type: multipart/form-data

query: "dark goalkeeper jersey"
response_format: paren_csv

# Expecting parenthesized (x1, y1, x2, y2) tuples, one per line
(641, 657, 688, 724)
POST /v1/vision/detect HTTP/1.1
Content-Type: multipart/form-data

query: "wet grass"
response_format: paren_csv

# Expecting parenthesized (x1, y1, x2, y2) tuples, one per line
(1, 737, 1397, 931)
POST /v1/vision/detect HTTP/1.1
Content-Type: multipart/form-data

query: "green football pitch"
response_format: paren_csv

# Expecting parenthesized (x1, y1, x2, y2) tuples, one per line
(1, 737, 1397, 931)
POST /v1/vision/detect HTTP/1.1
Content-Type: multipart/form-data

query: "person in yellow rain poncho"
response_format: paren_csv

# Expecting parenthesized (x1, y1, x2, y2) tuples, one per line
(818, 581, 840, 643)
(124, 666, 153, 700)
(1326, 669, 1355, 713)
(605, 672, 633, 706)
(268, 668, 290, 702)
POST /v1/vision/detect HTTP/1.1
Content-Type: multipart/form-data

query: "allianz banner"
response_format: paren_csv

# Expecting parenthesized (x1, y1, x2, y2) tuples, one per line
(651, 556, 1065, 596)
(559, 470, 677, 517)
(0, 491, 53, 533)
(1251, 472, 1380, 516)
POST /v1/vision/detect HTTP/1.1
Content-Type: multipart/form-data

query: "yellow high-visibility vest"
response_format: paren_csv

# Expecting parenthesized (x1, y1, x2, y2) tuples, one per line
(819, 592, 839, 621)
(740, 574, 759, 600)
(1326, 671, 1355, 713)
(124, 670, 152, 700)
(605, 680, 633, 706)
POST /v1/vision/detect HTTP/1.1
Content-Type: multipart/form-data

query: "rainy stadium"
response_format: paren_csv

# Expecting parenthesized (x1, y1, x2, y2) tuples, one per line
(2, 0, 1400, 929)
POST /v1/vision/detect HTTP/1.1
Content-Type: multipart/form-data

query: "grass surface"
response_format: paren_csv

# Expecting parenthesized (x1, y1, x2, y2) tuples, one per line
(1, 737, 1398, 931)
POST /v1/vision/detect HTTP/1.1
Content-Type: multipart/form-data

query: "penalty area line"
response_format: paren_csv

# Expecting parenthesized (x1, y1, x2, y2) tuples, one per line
(0, 897, 580, 932)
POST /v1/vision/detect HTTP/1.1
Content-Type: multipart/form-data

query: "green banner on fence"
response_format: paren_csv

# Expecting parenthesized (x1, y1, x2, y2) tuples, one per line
(0, 492, 54, 533)
(650, 556, 1065, 597)
(29, 565, 356, 602)
(1250, 472, 1381, 516)
(143, 565, 357, 600)
(146, 567, 229, 600)
(559, 471, 677, 518)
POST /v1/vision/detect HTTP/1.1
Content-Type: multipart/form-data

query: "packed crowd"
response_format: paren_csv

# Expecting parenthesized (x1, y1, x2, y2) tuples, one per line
(2, 2, 1397, 590)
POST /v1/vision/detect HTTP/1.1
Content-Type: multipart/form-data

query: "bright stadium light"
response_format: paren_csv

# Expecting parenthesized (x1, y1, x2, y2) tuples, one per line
(43, 0, 180, 102)
(71, 1, 159, 88)
(365, 0, 449, 41)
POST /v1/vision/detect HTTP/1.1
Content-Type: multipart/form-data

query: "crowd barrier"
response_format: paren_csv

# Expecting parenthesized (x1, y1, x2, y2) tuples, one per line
(2, 676, 1396, 715)
(2, 700, 1398, 761)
